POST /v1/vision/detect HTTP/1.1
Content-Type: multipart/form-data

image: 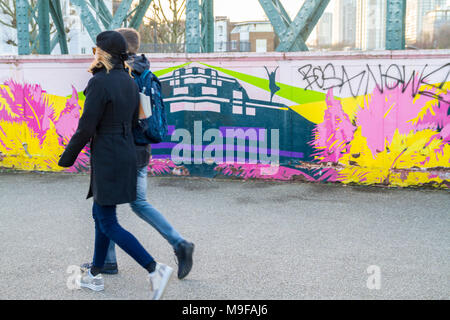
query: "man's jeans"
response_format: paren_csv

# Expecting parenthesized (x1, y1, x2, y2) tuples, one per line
(104, 166, 184, 264)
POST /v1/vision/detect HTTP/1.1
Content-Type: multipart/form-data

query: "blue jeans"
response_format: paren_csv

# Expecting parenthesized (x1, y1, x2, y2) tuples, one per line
(92, 201, 154, 269)
(104, 166, 184, 264)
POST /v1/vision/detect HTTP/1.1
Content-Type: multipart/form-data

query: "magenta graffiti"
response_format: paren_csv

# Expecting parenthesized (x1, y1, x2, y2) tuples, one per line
(310, 89, 355, 162)
(215, 163, 315, 181)
(0, 80, 54, 144)
(0, 79, 89, 172)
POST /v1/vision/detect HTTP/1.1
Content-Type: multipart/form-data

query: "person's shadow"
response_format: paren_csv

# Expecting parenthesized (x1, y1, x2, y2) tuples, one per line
(264, 66, 280, 103)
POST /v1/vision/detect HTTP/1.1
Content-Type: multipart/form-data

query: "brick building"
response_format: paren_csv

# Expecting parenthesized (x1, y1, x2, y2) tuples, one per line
(229, 21, 279, 52)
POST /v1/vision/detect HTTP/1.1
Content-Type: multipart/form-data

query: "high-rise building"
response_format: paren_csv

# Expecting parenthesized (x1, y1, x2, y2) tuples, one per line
(332, 0, 357, 47)
(422, 5, 450, 46)
(315, 12, 333, 47)
(406, 0, 448, 44)
(355, 0, 387, 50)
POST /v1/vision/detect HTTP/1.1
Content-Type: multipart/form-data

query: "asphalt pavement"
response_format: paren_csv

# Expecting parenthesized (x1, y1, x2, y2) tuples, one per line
(0, 171, 449, 299)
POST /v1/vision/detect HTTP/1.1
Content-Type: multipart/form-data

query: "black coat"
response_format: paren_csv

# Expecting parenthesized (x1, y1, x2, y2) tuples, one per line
(58, 63, 140, 206)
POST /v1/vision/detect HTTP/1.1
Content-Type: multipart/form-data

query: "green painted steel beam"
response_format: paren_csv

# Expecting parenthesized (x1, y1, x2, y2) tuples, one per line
(200, 0, 214, 53)
(38, 0, 51, 54)
(16, 0, 31, 55)
(125, 6, 139, 21)
(50, 0, 69, 54)
(109, 0, 133, 29)
(186, 0, 201, 53)
(258, 0, 331, 52)
(72, 0, 148, 43)
(70, 0, 102, 42)
(89, 0, 113, 29)
(129, 0, 153, 29)
(297, 0, 330, 43)
(258, 0, 307, 51)
(17, 0, 156, 54)
(259, 0, 292, 32)
(385, 0, 406, 50)
(50, 34, 60, 52)
(276, 0, 331, 52)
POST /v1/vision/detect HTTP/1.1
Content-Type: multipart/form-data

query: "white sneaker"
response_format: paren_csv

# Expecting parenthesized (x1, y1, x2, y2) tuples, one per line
(148, 263, 173, 300)
(76, 268, 105, 292)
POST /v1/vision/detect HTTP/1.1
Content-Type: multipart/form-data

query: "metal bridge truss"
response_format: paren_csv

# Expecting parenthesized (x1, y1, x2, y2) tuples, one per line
(15, 0, 407, 55)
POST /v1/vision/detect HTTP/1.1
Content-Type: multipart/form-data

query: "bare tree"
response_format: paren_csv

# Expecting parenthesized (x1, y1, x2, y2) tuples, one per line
(433, 24, 450, 49)
(0, 0, 35, 48)
(137, 0, 186, 52)
(412, 24, 450, 50)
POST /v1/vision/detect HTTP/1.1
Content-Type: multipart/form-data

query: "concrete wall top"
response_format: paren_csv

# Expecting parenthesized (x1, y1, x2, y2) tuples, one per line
(0, 49, 449, 64)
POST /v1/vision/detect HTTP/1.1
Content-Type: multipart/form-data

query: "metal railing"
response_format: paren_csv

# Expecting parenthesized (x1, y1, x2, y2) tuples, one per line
(140, 43, 186, 53)
(214, 41, 251, 52)
(139, 41, 252, 53)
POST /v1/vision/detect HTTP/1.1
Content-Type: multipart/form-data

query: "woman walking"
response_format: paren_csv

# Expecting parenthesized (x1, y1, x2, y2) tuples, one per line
(79, 27, 194, 280)
(58, 31, 172, 300)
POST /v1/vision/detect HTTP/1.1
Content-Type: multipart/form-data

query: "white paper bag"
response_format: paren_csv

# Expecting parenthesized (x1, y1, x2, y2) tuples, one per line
(139, 89, 152, 118)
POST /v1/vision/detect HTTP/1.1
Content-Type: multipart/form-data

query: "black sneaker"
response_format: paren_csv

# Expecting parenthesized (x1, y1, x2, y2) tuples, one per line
(174, 241, 194, 279)
(80, 262, 119, 275)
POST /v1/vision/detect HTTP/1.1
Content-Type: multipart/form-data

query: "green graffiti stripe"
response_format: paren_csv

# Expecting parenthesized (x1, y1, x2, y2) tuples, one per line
(199, 62, 325, 105)
(153, 62, 192, 77)
(77, 92, 86, 100)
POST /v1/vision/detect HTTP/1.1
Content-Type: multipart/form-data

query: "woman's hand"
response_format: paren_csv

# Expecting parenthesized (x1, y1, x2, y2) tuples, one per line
(58, 152, 74, 168)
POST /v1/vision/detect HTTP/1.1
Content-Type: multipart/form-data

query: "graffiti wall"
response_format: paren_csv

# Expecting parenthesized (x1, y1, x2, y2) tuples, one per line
(0, 51, 449, 187)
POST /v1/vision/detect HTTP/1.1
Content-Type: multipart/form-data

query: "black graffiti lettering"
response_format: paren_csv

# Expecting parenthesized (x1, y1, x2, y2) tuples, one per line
(383, 64, 403, 90)
(408, 64, 428, 99)
(298, 64, 317, 90)
(400, 65, 416, 94)
(297, 62, 450, 104)
(341, 66, 366, 97)
(418, 90, 450, 106)
(420, 63, 450, 104)
(366, 64, 383, 94)
(312, 66, 325, 89)
(322, 63, 343, 90)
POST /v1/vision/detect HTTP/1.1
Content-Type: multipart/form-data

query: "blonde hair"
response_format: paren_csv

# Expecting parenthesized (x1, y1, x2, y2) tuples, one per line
(88, 46, 133, 77)
(88, 47, 113, 73)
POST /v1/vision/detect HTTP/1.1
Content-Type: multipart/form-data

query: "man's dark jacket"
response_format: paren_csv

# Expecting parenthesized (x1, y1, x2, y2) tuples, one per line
(58, 61, 140, 206)
(128, 53, 151, 168)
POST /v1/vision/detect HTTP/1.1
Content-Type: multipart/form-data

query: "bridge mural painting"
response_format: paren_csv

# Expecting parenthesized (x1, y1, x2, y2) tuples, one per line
(0, 55, 449, 188)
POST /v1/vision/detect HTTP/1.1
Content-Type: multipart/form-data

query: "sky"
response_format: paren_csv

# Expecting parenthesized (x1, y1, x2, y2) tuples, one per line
(214, 0, 334, 22)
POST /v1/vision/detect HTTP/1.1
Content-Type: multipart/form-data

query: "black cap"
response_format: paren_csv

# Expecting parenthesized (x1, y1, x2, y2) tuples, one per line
(96, 30, 128, 61)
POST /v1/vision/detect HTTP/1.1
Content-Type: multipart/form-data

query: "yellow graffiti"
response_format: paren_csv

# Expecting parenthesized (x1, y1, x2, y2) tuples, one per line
(0, 120, 65, 171)
(338, 128, 449, 187)
(0, 86, 85, 172)
(43, 92, 85, 122)
(289, 95, 365, 124)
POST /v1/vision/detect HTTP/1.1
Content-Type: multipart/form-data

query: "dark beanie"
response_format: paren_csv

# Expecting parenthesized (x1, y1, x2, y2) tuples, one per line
(96, 30, 128, 61)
